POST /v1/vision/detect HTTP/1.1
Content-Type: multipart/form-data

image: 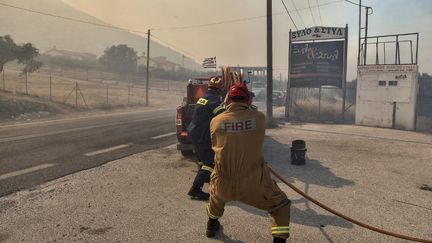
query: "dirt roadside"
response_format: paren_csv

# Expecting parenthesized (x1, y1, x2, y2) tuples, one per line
(0, 123, 431, 242)
(0, 91, 70, 122)
(0, 89, 182, 125)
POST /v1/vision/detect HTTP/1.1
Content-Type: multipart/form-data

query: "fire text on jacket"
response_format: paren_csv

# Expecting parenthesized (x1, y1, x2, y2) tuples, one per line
(221, 118, 256, 133)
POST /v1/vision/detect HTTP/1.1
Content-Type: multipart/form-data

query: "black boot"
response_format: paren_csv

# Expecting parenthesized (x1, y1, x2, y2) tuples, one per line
(188, 187, 209, 201)
(273, 236, 287, 243)
(206, 218, 220, 238)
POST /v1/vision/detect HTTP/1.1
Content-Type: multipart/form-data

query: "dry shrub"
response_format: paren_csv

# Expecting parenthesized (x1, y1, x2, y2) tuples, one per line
(291, 98, 355, 122)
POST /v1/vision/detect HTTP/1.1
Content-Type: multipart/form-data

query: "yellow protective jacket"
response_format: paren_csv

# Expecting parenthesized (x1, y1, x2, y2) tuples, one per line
(208, 102, 291, 238)
(210, 102, 266, 181)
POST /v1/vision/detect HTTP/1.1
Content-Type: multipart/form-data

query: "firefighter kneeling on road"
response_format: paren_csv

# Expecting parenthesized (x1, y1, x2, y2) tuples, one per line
(187, 76, 225, 200)
(206, 83, 291, 243)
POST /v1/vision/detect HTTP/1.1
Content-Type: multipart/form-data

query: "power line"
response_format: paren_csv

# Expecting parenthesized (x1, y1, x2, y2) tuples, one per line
(150, 33, 202, 61)
(154, 0, 343, 31)
(344, 0, 372, 8)
(0, 0, 343, 35)
(280, 0, 298, 30)
(0, 0, 268, 34)
(0, 2, 149, 35)
(153, 15, 266, 31)
(290, 0, 306, 28)
(313, 0, 344, 9)
(0, 0, 347, 64)
(308, 0, 317, 26)
(316, 0, 323, 25)
(153, 0, 344, 63)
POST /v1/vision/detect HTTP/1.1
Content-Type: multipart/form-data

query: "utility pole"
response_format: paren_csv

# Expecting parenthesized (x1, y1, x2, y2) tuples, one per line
(2, 69, 5, 91)
(25, 72, 28, 95)
(146, 29, 150, 106)
(49, 72, 52, 101)
(106, 84, 109, 105)
(182, 54, 185, 68)
(266, 0, 274, 127)
(342, 24, 348, 122)
(127, 75, 130, 106)
(75, 82, 78, 109)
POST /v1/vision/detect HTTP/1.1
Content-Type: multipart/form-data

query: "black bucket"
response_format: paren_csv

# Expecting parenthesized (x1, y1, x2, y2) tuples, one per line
(291, 140, 306, 165)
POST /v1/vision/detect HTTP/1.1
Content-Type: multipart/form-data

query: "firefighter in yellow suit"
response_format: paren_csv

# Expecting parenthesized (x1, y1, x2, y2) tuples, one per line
(206, 83, 291, 243)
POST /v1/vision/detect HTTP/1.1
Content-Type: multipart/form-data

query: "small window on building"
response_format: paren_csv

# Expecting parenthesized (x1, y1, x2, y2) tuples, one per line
(378, 80, 386, 86)
(389, 81, 398, 86)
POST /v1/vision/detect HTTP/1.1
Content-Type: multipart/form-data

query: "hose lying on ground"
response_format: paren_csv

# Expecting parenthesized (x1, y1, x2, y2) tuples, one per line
(266, 165, 432, 243)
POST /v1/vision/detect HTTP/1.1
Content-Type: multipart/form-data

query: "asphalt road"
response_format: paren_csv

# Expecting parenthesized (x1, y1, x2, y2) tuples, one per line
(0, 109, 176, 197)
(2, 123, 430, 242)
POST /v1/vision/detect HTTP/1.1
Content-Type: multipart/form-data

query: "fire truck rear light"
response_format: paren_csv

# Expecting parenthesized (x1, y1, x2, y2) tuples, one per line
(176, 107, 182, 126)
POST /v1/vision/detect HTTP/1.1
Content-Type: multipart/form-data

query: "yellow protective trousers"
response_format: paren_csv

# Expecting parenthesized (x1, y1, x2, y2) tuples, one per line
(208, 103, 291, 238)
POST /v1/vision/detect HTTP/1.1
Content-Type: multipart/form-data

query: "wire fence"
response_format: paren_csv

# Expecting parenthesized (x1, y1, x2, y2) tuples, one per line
(3, 62, 430, 131)
(286, 84, 357, 123)
(1, 65, 186, 109)
(417, 96, 432, 131)
(284, 84, 431, 131)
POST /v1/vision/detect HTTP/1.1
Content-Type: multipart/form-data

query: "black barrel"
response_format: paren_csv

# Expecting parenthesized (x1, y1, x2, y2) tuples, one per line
(291, 140, 306, 165)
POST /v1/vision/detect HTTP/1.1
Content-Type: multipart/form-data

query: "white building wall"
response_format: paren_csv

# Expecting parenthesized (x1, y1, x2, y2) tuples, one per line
(355, 65, 418, 130)
(45, 50, 83, 61)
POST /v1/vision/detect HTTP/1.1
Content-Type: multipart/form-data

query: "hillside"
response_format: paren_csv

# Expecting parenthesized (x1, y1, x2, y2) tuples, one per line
(0, 0, 201, 70)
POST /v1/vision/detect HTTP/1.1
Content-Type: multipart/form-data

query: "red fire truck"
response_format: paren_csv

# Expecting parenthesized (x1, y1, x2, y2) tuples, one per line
(175, 78, 210, 156)
(175, 67, 247, 156)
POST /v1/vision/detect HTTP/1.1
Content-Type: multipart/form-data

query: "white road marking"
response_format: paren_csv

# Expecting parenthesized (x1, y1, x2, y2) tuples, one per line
(0, 109, 172, 129)
(84, 144, 132, 156)
(0, 115, 171, 143)
(151, 132, 176, 140)
(0, 163, 56, 181)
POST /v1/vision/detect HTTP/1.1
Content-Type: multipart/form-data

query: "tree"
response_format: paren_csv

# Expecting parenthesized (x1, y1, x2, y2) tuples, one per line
(99, 44, 138, 78)
(0, 35, 42, 75)
(17, 43, 43, 75)
(0, 35, 19, 73)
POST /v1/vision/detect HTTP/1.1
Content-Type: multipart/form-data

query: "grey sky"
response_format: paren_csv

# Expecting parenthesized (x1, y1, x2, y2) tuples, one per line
(63, 0, 431, 80)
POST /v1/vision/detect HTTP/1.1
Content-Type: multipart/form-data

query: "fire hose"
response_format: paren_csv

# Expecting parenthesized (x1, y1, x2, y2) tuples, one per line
(266, 165, 432, 243)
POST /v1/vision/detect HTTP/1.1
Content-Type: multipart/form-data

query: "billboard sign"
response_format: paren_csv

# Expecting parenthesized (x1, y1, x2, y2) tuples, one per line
(290, 41, 345, 88)
(291, 26, 346, 42)
(357, 64, 418, 74)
